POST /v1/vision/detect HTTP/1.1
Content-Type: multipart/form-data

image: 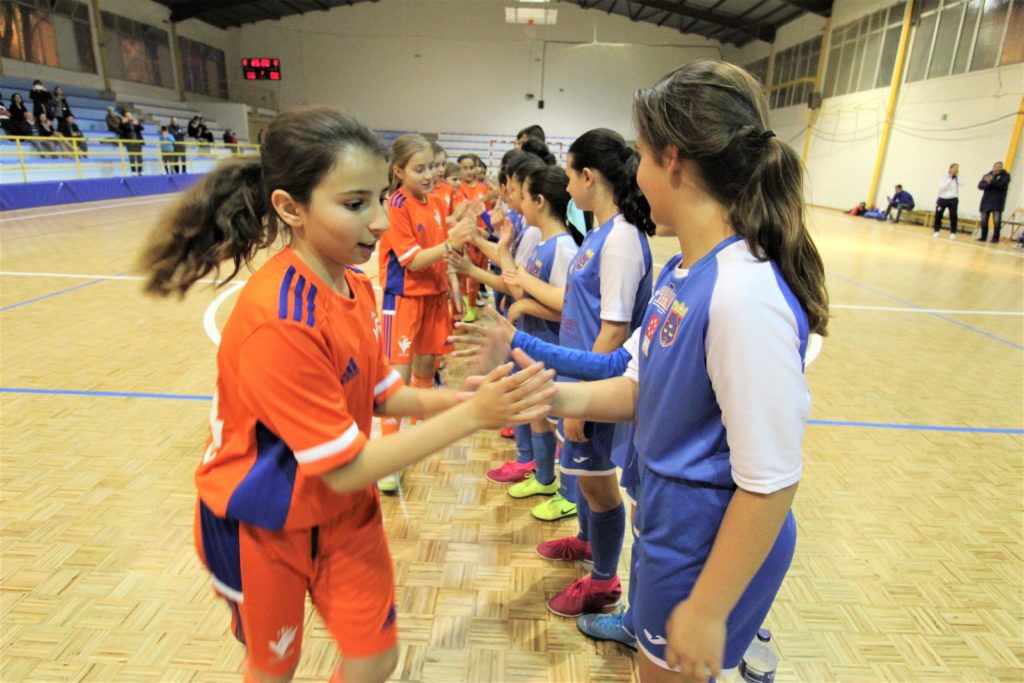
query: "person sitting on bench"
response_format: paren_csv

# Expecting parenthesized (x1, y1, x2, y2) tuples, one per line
(882, 184, 914, 223)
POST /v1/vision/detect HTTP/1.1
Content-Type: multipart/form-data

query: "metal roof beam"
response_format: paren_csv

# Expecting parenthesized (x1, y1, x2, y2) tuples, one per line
(628, 0, 775, 43)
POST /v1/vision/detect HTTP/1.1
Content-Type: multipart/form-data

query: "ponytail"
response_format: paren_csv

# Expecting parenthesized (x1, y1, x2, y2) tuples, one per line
(139, 156, 277, 297)
(138, 107, 388, 298)
(568, 128, 655, 236)
(525, 165, 579, 244)
(633, 60, 829, 335)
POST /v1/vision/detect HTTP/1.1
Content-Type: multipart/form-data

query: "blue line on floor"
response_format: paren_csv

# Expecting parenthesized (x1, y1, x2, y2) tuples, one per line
(1, 272, 126, 312)
(0, 387, 211, 401)
(828, 271, 1024, 351)
(807, 419, 1022, 434)
(3, 387, 1022, 433)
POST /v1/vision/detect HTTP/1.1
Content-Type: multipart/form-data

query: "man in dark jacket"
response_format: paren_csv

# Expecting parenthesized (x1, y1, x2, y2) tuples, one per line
(976, 162, 1011, 243)
(882, 184, 915, 223)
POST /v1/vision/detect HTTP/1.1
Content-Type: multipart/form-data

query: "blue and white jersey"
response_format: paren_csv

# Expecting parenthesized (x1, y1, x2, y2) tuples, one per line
(625, 236, 809, 493)
(518, 233, 578, 344)
(559, 214, 652, 376)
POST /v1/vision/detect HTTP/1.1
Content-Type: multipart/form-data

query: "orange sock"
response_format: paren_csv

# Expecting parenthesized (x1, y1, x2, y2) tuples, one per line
(381, 416, 401, 436)
(409, 372, 434, 425)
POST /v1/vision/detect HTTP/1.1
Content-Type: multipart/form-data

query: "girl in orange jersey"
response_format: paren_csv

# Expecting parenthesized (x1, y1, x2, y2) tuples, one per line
(139, 108, 553, 683)
(376, 134, 473, 492)
(453, 154, 494, 321)
(429, 141, 456, 215)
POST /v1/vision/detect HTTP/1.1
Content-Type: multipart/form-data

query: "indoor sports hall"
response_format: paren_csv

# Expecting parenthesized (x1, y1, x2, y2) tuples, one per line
(1, 1, 1021, 682)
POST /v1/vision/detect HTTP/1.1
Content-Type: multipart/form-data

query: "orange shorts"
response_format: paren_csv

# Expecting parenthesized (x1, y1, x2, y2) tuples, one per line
(381, 292, 453, 364)
(194, 498, 397, 677)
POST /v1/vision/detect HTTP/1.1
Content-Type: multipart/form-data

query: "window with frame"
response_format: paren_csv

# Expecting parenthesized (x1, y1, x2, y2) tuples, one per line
(824, 4, 905, 98)
(905, 0, 1022, 82)
(178, 36, 228, 99)
(768, 36, 821, 109)
(101, 10, 173, 88)
(744, 57, 769, 86)
(0, 0, 96, 73)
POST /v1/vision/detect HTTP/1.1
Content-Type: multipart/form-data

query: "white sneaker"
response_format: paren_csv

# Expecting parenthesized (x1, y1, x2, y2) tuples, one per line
(933, 232, 939, 239)
(949, 233, 956, 241)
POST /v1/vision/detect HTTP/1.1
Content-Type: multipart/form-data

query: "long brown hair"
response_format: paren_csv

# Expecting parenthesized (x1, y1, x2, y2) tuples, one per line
(633, 59, 829, 335)
(139, 107, 387, 297)
(389, 133, 432, 193)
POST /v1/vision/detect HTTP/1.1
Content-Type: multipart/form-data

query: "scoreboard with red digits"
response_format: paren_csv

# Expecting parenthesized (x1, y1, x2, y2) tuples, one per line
(242, 58, 281, 81)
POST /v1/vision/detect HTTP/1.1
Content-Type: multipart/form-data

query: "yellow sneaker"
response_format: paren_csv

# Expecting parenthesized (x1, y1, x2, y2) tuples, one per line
(531, 494, 577, 521)
(508, 472, 558, 499)
(377, 472, 400, 494)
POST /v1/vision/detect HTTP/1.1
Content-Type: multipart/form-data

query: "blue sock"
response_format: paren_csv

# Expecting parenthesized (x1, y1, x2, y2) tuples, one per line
(622, 524, 638, 636)
(590, 503, 625, 581)
(575, 488, 590, 543)
(531, 430, 556, 485)
(513, 424, 533, 464)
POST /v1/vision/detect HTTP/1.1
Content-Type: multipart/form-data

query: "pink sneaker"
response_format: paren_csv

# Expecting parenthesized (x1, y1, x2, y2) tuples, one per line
(547, 575, 622, 617)
(486, 460, 535, 484)
(500, 426, 515, 439)
(536, 536, 592, 563)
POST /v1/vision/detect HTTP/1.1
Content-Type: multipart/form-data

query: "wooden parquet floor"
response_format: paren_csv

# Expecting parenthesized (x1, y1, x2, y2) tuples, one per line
(1, 197, 1021, 682)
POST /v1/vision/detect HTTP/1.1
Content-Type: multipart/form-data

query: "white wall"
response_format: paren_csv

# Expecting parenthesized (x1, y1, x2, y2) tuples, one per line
(232, 0, 721, 137)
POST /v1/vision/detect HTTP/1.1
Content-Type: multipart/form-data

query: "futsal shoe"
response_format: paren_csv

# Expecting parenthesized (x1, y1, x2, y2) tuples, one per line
(577, 609, 637, 650)
(531, 493, 577, 521)
(508, 472, 558, 498)
(377, 472, 400, 494)
(486, 460, 535, 484)
(547, 575, 622, 617)
(462, 296, 477, 323)
(499, 426, 515, 439)
(536, 536, 592, 564)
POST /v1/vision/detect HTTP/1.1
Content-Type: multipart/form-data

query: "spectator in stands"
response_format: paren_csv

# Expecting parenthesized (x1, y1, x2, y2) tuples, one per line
(160, 126, 175, 174)
(35, 112, 68, 155)
(223, 128, 239, 152)
(59, 113, 87, 157)
(168, 116, 186, 173)
(516, 124, 545, 147)
(29, 80, 53, 120)
(51, 86, 72, 127)
(0, 93, 11, 134)
(8, 93, 33, 137)
(106, 106, 121, 133)
(976, 162, 1011, 243)
(881, 184, 915, 223)
(119, 111, 144, 175)
(934, 163, 960, 240)
(197, 117, 214, 143)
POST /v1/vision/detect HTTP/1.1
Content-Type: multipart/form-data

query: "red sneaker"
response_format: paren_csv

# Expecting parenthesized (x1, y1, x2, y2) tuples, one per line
(547, 575, 622, 618)
(486, 460, 535, 484)
(499, 426, 515, 439)
(536, 536, 592, 563)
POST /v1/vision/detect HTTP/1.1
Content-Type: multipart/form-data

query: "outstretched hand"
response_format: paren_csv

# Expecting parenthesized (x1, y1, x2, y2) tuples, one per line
(447, 306, 515, 374)
(457, 360, 554, 429)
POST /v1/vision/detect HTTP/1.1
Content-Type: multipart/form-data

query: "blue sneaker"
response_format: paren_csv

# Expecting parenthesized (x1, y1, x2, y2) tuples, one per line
(577, 609, 637, 650)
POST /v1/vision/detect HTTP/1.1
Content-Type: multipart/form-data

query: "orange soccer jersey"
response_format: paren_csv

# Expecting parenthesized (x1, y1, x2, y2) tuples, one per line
(379, 188, 449, 297)
(431, 179, 456, 219)
(195, 248, 403, 531)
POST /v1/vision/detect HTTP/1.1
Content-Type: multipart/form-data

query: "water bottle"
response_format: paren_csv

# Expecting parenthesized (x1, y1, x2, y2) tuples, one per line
(739, 628, 777, 683)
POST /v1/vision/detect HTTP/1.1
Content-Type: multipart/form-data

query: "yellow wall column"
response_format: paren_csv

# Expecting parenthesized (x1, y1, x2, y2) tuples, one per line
(867, 0, 915, 207)
(1004, 93, 1024, 173)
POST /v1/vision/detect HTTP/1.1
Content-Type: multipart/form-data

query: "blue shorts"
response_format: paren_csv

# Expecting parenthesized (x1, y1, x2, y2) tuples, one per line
(612, 423, 640, 502)
(633, 466, 796, 671)
(558, 419, 617, 476)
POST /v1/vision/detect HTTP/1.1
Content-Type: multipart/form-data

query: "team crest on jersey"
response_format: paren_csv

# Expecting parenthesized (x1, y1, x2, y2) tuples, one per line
(641, 314, 661, 356)
(341, 357, 360, 384)
(416, 222, 425, 233)
(652, 284, 675, 315)
(528, 258, 543, 277)
(659, 301, 688, 348)
(572, 249, 594, 272)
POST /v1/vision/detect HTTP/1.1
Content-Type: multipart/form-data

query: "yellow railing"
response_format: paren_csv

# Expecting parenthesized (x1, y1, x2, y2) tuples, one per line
(0, 135, 260, 183)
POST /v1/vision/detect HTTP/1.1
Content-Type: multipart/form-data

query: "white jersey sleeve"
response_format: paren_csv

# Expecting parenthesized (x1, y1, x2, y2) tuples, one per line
(599, 218, 646, 323)
(623, 327, 641, 382)
(705, 258, 807, 494)
(549, 237, 578, 289)
(514, 226, 542, 268)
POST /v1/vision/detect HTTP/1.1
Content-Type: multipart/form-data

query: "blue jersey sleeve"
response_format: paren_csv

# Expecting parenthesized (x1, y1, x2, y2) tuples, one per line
(512, 330, 630, 381)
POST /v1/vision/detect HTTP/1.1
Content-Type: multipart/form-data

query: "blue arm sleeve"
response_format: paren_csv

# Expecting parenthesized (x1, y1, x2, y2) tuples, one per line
(511, 331, 631, 381)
